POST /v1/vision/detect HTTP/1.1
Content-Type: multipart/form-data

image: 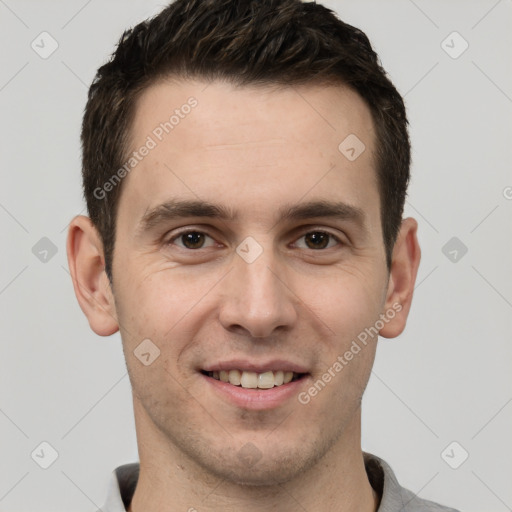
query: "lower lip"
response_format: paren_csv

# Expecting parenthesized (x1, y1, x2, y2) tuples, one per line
(201, 373, 310, 410)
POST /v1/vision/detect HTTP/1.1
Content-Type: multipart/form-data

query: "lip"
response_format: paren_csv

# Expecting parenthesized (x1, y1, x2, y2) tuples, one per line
(201, 372, 311, 410)
(201, 359, 310, 374)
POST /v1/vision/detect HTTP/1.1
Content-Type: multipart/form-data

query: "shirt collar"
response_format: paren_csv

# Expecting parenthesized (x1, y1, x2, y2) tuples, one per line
(101, 463, 139, 512)
(100, 452, 457, 512)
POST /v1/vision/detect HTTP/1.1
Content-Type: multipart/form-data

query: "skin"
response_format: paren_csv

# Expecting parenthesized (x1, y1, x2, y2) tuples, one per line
(67, 79, 420, 512)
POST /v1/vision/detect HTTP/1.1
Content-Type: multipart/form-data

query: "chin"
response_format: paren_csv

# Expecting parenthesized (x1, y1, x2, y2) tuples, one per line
(217, 458, 307, 487)
(194, 438, 329, 488)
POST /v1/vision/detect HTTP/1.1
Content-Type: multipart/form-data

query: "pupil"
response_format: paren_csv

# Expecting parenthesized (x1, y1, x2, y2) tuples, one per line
(305, 232, 329, 249)
(183, 232, 204, 249)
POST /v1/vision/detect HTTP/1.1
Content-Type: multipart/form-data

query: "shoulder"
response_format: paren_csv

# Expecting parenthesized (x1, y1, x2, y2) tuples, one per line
(363, 452, 461, 512)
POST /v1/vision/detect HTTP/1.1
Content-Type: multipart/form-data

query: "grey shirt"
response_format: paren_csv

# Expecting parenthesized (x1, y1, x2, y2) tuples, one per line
(98, 452, 460, 511)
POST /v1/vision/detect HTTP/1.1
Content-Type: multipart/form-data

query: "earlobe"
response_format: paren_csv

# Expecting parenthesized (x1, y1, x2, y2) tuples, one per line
(379, 217, 421, 339)
(66, 215, 119, 336)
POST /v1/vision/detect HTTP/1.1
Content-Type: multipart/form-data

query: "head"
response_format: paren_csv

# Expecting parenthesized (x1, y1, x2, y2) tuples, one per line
(81, 0, 410, 282)
(68, 0, 420, 488)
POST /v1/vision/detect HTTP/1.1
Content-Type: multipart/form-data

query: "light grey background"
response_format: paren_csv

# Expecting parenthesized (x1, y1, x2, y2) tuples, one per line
(1, 1, 511, 511)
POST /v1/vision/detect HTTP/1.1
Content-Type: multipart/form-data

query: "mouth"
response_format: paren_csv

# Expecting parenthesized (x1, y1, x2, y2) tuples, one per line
(200, 369, 309, 389)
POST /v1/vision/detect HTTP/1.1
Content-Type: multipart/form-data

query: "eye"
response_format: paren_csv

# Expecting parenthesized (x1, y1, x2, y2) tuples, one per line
(167, 230, 217, 250)
(294, 231, 341, 250)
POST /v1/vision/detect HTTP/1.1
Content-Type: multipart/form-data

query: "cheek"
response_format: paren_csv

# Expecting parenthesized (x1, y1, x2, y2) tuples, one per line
(302, 268, 383, 397)
(114, 262, 229, 394)
(305, 286, 379, 416)
(116, 261, 215, 336)
(308, 267, 384, 341)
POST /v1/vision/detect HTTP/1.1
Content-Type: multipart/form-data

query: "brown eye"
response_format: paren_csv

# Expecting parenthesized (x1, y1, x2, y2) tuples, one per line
(181, 232, 205, 249)
(295, 231, 340, 250)
(305, 232, 329, 249)
(169, 231, 216, 249)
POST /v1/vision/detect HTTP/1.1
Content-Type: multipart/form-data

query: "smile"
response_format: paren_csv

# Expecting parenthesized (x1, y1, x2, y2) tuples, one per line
(201, 369, 306, 389)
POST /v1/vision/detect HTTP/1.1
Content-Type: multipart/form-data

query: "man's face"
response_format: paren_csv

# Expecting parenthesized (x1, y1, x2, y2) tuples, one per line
(112, 79, 390, 484)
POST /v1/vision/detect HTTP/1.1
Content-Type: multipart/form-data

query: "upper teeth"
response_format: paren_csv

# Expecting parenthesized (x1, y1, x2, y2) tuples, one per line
(209, 370, 297, 388)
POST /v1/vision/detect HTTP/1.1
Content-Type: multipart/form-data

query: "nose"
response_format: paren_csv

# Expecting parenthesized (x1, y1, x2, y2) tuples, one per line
(218, 245, 298, 338)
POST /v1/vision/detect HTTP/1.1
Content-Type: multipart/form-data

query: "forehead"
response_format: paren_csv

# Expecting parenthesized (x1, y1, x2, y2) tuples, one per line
(130, 77, 375, 153)
(118, 78, 379, 231)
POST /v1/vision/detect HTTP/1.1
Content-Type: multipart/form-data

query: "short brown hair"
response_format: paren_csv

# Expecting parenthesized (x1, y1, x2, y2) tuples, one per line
(81, 0, 410, 281)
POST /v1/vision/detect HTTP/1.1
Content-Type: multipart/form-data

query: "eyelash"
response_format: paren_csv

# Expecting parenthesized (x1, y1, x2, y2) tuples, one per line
(165, 228, 344, 251)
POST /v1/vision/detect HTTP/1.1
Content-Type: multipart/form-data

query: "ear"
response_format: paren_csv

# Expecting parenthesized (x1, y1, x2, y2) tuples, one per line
(379, 217, 421, 338)
(66, 215, 119, 336)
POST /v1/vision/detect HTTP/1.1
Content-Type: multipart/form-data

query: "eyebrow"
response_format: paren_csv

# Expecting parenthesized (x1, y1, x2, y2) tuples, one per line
(136, 198, 366, 235)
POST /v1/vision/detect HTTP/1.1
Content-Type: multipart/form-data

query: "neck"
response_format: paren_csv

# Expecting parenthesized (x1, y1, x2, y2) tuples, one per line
(128, 399, 379, 512)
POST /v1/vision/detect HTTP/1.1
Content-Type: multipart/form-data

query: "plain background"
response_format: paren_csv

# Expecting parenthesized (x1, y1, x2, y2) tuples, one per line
(1, 0, 511, 511)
